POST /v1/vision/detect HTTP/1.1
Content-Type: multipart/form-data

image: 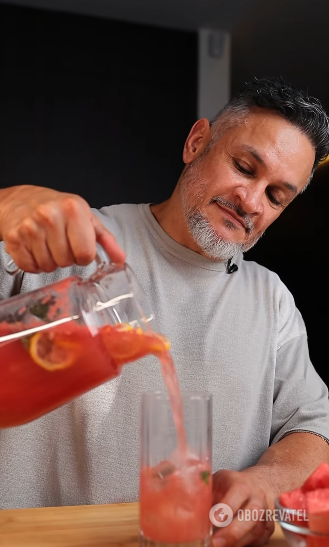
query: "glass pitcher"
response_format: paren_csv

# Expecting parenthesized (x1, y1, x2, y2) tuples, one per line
(0, 246, 170, 428)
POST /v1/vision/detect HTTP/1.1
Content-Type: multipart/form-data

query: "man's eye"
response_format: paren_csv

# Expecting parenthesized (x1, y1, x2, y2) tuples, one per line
(266, 190, 284, 208)
(234, 160, 252, 176)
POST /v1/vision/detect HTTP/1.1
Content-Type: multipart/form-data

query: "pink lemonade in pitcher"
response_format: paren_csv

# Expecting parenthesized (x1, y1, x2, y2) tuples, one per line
(0, 321, 170, 428)
(0, 293, 170, 428)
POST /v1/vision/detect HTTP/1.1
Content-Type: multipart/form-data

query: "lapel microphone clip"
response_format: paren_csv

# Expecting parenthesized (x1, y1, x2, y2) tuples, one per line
(226, 258, 238, 274)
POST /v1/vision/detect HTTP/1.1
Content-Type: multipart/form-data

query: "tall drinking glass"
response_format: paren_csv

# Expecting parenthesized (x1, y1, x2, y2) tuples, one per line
(139, 391, 212, 547)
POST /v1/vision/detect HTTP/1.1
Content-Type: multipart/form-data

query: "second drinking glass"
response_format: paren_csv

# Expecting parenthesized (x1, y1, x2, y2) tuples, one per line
(139, 391, 213, 547)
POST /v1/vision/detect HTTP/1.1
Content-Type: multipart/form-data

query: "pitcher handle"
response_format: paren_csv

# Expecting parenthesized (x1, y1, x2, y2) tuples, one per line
(5, 243, 111, 276)
(5, 259, 21, 276)
(94, 243, 111, 268)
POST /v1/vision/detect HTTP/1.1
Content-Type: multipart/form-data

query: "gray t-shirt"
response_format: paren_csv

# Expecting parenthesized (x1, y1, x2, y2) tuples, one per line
(0, 203, 328, 509)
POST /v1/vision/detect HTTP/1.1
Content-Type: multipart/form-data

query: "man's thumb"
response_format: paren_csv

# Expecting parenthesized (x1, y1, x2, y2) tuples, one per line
(92, 214, 126, 264)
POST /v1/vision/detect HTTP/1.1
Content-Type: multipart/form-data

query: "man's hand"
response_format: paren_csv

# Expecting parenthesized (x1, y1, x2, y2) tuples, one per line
(211, 433, 329, 547)
(0, 185, 125, 272)
(212, 469, 274, 547)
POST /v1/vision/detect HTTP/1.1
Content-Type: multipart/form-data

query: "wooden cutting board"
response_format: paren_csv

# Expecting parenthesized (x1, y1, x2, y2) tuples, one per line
(0, 502, 139, 547)
(0, 502, 287, 547)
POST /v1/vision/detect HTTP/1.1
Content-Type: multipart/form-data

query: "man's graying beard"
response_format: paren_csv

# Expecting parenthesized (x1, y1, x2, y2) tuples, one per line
(180, 160, 263, 262)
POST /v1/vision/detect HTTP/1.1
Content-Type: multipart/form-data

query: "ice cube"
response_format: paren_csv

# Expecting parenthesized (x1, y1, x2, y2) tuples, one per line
(153, 460, 176, 479)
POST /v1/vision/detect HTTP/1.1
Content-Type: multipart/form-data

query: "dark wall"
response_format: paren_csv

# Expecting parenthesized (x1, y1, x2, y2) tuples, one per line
(231, 2, 329, 386)
(231, 0, 329, 110)
(0, 3, 197, 208)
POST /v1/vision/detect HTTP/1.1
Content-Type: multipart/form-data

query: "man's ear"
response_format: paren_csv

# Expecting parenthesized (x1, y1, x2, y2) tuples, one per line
(183, 118, 212, 165)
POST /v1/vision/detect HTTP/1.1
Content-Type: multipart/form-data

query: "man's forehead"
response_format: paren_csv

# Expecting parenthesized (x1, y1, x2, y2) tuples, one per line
(228, 112, 315, 160)
(232, 109, 303, 139)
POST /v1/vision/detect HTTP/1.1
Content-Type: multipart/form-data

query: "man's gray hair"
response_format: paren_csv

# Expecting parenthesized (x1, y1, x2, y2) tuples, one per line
(208, 77, 329, 181)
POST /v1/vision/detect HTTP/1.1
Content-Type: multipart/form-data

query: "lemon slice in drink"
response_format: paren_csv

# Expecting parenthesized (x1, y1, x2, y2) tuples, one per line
(101, 323, 170, 365)
(101, 323, 144, 365)
(29, 331, 78, 371)
(143, 331, 171, 353)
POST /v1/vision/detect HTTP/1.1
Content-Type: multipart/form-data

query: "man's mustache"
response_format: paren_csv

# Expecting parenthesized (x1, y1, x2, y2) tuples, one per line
(211, 196, 254, 234)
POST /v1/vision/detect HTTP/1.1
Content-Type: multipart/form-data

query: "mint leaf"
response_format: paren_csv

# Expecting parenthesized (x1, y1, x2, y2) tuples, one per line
(200, 470, 210, 485)
(29, 295, 57, 322)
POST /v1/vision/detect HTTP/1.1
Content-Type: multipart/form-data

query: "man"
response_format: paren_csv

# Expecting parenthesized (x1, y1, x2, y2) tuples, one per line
(0, 77, 329, 547)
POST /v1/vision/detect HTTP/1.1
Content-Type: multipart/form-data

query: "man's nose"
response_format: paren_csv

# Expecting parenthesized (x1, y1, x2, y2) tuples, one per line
(232, 183, 264, 215)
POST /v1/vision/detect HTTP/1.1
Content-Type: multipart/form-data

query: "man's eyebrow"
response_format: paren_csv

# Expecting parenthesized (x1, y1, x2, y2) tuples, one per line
(241, 145, 265, 166)
(282, 182, 298, 196)
(241, 145, 298, 196)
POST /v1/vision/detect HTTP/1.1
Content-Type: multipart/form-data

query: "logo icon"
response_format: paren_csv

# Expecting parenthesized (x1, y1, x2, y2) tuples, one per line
(209, 503, 234, 527)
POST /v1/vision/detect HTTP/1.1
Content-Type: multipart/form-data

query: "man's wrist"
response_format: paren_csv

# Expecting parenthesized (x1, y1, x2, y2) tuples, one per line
(239, 466, 278, 509)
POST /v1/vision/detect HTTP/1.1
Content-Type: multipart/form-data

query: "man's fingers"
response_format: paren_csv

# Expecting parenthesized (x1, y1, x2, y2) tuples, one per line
(6, 246, 40, 274)
(65, 210, 126, 266)
(215, 483, 250, 516)
(249, 519, 274, 547)
(47, 230, 76, 269)
(31, 237, 58, 273)
(212, 470, 273, 547)
(213, 470, 251, 509)
(213, 514, 270, 547)
(92, 214, 126, 264)
(64, 206, 98, 266)
(229, 517, 274, 547)
(2, 188, 126, 271)
(35, 203, 76, 268)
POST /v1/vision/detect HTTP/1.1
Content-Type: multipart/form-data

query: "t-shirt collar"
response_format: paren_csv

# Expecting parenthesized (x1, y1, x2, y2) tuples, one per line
(138, 203, 243, 273)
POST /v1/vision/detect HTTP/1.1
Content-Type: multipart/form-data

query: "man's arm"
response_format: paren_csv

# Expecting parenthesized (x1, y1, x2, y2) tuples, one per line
(212, 432, 329, 547)
(242, 432, 329, 508)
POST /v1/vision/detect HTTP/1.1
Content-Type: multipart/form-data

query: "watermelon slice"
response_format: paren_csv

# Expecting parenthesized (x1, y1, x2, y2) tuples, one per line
(303, 463, 329, 493)
(306, 488, 329, 547)
(280, 487, 307, 511)
(306, 488, 329, 534)
(279, 464, 329, 547)
(279, 487, 308, 529)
